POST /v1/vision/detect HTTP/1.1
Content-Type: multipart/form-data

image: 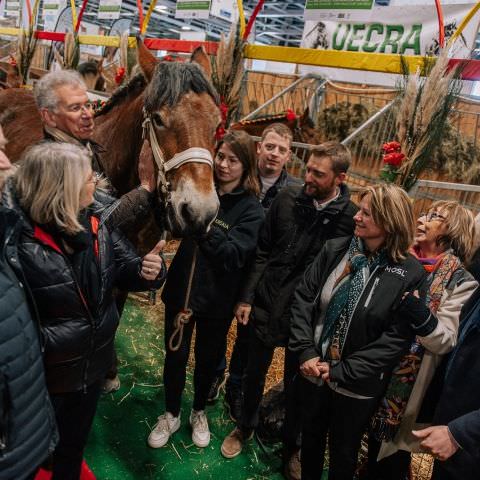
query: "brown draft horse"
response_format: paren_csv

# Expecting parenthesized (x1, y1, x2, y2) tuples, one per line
(231, 108, 322, 144)
(0, 40, 221, 241)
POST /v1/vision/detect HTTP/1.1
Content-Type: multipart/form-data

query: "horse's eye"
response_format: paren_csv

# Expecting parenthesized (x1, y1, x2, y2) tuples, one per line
(152, 113, 163, 127)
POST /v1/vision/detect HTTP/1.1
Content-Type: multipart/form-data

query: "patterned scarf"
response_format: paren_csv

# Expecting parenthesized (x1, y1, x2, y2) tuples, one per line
(321, 236, 387, 362)
(371, 251, 462, 441)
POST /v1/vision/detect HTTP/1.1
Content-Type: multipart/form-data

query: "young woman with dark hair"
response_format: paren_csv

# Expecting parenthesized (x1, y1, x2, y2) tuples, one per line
(148, 130, 264, 449)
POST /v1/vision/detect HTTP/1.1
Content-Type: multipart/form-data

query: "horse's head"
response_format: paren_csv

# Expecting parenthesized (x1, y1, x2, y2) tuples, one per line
(78, 59, 106, 92)
(295, 107, 322, 144)
(137, 40, 220, 236)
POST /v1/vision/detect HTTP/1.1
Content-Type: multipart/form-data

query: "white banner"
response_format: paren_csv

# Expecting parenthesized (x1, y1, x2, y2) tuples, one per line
(43, 0, 67, 31)
(300, 2, 480, 86)
(210, 0, 239, 23)
(175, 0, 211, 19)
(4, 0, 20, 20)
(98, 0, 122, 20)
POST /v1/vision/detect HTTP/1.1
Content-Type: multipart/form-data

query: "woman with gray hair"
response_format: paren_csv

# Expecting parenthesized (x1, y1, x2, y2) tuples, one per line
(1, 141, 165, 480)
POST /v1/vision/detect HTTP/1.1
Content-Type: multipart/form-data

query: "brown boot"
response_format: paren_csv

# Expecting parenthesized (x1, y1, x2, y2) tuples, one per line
(283, 449, 301, 480)
(221, 427, 253, 458)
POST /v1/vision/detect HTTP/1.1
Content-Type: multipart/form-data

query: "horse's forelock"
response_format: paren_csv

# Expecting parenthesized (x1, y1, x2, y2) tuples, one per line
(144, 61, 218, 113)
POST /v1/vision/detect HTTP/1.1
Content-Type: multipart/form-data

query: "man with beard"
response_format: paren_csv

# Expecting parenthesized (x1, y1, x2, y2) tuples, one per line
(221, 142, 358, 479)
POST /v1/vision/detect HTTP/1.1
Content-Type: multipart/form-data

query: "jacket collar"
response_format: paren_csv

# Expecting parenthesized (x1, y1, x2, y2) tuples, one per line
(295, 182, 351, 215)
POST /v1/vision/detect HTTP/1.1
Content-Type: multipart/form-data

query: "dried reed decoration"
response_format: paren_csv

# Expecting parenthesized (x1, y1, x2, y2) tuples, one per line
(210, 23, 245, 127)
(15, 28, 37, 85)
(395, 49, 461, 191)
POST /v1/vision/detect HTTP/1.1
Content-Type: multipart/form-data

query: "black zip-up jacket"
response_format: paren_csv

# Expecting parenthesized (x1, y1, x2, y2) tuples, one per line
(162, 187, 264, 319)
(260, 168, 302, 212)
(290, 236, 428, 398)
(0, 207, 57, 480)
(2, 184, 165, 394)
(239, 184, 357, 347)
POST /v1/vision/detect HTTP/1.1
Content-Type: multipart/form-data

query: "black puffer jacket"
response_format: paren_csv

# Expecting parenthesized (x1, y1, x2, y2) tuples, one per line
(162, 187, 264, 319)
(3, 184, 165, 394)
(0, 207, 56, 480)
(239, 184, 357, 347)
(290, 236, 428, 398)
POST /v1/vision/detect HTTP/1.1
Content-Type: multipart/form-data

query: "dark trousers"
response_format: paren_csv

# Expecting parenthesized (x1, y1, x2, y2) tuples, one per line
(163, 307, 232, 417)
(366, 437, 410, 480)
(49, 381, 102, 480)
(214, 322, 250, 388)
(240, 333, 302, 452)
(301, 380, 378, 480)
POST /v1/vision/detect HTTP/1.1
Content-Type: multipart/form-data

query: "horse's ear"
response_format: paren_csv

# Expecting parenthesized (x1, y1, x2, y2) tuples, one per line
(136, 36, 158, 82)
(191, 46, 212, 79)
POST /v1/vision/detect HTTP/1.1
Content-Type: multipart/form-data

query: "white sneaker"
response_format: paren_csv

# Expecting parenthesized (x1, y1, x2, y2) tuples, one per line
(190, 409, 210, 448)
(147, 412, 181, 448)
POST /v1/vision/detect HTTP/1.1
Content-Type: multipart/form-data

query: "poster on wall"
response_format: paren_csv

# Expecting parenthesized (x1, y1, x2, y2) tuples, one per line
(98, 0, 122, 20)
(300, 1, 480, 86)
(210, 0, 239, 23)
(43, 0, 67, 31)
(305, 0, 374, 21)
(4, 0, 20, 23)
(175, 0, 211, 19)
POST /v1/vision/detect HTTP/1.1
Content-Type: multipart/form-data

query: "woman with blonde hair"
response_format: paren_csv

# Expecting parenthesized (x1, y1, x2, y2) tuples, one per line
(368, 200, 478, 480)
(289, 183, 428, 480)
(2, 141, 165, 480)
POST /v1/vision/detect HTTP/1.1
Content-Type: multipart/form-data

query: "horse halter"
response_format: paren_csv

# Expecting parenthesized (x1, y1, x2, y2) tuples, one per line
(141, 107, 214, 205)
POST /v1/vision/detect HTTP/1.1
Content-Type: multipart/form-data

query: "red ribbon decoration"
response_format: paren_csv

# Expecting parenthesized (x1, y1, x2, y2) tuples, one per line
(75, 0, 89, 33)
(285, 109, 296, 121)
(434, 0, 445, 48)
(243, 0, 265, 41)
(215, 101, 228, 140)
(114, 66, 126, 85)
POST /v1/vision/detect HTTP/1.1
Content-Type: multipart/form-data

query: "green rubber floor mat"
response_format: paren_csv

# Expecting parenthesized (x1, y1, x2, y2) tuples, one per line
(84, 296, 285, 480)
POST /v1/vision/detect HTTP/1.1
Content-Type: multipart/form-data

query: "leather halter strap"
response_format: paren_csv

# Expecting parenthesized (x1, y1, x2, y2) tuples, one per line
(141, 108, 213, 201)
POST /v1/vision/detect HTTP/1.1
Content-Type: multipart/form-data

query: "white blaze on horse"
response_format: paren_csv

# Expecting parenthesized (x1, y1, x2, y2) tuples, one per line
(0, 39, 220, 238)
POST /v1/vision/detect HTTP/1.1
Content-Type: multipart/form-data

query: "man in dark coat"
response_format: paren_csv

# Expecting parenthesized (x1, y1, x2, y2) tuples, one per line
(413, 289, 480, 480)
(221, 142, 358, 476)
(208, 122, 302, 414)
(34, 70, 155, 238)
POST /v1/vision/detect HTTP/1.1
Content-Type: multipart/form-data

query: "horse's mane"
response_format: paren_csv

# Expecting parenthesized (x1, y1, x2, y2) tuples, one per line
(144, 61, 219, 111)
(95, 73, 147, 117)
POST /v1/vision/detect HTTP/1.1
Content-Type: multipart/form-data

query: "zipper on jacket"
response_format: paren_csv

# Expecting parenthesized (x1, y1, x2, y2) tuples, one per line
(342, 265, 381, 349)
(364, 277, 380, 308)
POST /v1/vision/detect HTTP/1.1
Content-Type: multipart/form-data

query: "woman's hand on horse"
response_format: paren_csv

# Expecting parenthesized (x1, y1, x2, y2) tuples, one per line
(141, 240, 165, 280)
(138, 140, 156, 193)
(234, 302, 252, 325)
